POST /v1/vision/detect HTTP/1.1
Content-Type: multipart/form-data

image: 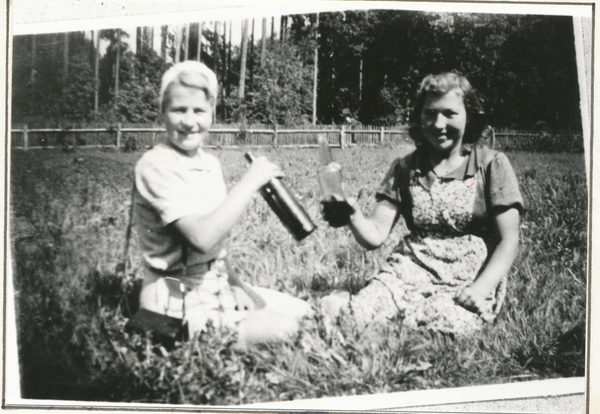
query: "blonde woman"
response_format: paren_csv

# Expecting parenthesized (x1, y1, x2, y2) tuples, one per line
(133, 61, 312, 348)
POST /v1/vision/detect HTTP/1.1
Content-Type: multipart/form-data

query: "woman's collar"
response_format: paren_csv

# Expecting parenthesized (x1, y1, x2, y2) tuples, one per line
(414, 147, 475, 181)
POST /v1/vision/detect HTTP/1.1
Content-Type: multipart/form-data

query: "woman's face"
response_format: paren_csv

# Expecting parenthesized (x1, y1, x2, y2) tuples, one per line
(420, 89, 467, 155)
(162, 83, 213, 155)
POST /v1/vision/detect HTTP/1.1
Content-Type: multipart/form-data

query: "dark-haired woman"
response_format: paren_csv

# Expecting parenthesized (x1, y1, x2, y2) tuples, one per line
(321, 73, 523, 334)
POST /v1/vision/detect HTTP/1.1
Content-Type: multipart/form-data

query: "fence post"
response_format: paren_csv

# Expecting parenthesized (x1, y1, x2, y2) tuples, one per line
(340, 125, 346, 149)
(23, 124, 28, 150)
(273, 125, 278, 148)
(116, 123, 122, 148)
(380, 126, 385, 144)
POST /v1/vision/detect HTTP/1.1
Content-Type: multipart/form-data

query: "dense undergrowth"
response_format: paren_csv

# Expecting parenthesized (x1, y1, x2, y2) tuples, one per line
(9, 144, 587, 405)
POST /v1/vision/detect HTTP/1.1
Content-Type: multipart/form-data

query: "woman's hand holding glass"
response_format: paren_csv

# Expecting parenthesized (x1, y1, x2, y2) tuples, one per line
(319, 162, 357, 228)
(321, 197, 357, 228)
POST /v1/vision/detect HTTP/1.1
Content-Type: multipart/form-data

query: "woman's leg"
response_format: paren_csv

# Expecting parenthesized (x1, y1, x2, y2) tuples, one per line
(138, 269, 185, 319)
(251, 286, 314, 319)
(231, 286, 313, 350)
(349, 272, 408, 328)
(235, 308, 302, 350)
(320, 253, 434, 330)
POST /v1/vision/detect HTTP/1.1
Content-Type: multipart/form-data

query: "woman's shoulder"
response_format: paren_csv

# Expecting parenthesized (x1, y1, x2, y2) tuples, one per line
(135, 143, 181, 177)
(471, 145, 516, 171)
(387, 149, 419, 170)
(137, 143, 174, 163)
(378, 151, 420, 188)
(394, 148, 424, 175)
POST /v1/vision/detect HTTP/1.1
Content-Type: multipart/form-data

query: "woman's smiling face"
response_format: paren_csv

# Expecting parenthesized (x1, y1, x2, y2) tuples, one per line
(420, 89, 467, 155)
(162, 83, 213, 155)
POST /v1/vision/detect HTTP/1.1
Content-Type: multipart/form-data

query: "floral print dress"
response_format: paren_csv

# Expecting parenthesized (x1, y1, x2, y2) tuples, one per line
(348, 145, 523, 334)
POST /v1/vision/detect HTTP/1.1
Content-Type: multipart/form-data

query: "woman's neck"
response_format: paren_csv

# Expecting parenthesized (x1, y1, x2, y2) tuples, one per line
(166, 140, 201, 158)
(426, 146, 466, 177)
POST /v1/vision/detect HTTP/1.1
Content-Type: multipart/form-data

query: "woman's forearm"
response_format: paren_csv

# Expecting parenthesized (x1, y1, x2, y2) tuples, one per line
(455, 208, 520, 314)
(349, 210, 385, 250)
(175, 178, 260, 254)
(469, 208, 520, 297)
(470, 236, 518, 297)
(175, 157, 283, 255)
(348, 200, 399, 250)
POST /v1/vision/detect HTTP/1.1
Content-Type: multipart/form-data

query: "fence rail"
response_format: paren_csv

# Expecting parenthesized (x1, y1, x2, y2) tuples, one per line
(11, 123, 555, 152)
(10, 123, 413, 150)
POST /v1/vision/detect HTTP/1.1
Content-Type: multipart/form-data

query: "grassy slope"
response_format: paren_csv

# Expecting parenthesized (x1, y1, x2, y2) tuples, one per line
(9, 146, 587, 404)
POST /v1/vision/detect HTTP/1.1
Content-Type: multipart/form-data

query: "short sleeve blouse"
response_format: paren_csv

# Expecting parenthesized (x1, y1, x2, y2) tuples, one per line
(134, 143, 227, 271)
(376, 145, 523, 249)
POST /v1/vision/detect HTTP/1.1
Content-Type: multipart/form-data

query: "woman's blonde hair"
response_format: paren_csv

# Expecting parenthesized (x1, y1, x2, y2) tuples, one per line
(159, 61, 218, 112)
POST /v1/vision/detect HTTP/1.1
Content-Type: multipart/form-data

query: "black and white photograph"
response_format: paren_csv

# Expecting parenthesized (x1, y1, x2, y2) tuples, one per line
(3, 1, 595, 412)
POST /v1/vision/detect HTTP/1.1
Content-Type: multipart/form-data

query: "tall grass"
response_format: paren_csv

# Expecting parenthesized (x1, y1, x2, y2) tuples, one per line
(9, 145, 587, 404)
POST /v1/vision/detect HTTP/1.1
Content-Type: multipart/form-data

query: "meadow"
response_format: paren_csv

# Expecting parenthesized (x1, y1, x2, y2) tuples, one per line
(9, 143, 587, 405)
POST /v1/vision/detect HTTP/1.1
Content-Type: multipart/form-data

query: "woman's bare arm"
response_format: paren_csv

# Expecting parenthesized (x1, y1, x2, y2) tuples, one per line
(174, 156, 282, 255)
(348, 199, 400, 250)
(455, 206, 520, 314)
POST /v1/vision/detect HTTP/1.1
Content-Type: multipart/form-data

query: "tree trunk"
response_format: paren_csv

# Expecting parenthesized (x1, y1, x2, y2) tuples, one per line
(271, 16, 275, 41)
(184, 23, 190, 60)
(161, 25, 167, 60)
(115, 29, 121, 96)
(213, 21, 220, 119)
(260, 17, 267, 68)
(136, 27, 143, 54)
(221, 21, 227, 118)
(94, 30, 100, 112)
(146, 26, 154, 50)
(239, 19, 248, 100)
(221, 21, 227, 91)
(197, 22, 204, 62)
(30, 34, 36, 84)
(52, 33, 58, 70)
(359, 55, 363, 107)
(213, 21, 220, 81)
(89, 30, 94, 65)
(249, 18, 255, 88)
(174, 25, 181, 63)
(62, 32, 69, 94)
(313, 13, 319, 125)
(227, 21, 232, 98)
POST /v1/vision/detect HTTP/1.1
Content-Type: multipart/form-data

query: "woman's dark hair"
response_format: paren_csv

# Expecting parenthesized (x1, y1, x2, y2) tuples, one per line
(408, 72, 486, 147)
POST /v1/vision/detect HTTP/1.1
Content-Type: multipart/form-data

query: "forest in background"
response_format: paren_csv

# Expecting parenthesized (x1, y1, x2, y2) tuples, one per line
(9, 7, 588, 405)
(11, 10, 582, 134)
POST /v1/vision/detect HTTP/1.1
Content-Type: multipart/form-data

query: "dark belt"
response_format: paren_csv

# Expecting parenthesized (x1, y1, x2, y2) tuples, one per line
(148, 259, 216, 278)
(148, 258, 267, 310)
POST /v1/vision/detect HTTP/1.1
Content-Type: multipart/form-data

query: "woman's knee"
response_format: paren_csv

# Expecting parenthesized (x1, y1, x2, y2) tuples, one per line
(252, 286, 313, 319)
(236, 309, 301, 349)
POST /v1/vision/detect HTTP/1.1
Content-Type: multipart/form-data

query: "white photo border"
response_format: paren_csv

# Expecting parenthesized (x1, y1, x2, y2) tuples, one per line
(2, 1, 596, 413)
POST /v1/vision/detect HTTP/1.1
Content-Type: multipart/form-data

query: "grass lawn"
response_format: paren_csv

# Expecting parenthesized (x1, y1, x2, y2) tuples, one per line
(9, 144, 587, 405)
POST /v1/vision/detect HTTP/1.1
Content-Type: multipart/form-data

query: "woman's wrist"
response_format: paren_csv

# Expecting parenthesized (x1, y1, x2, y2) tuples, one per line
(468, 274, 500, 299)
(239, 173, 267, 193)
(347, 200, 363, 227)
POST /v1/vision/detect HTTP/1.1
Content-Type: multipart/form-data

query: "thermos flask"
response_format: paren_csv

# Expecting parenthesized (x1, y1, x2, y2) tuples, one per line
(244, 152, 317, 241)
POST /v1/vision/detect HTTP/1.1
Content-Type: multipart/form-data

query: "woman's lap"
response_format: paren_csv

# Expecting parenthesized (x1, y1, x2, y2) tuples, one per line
(339, 253, 498, 334)
(138, 268, 312, 346)
(236, 286, 314, 348)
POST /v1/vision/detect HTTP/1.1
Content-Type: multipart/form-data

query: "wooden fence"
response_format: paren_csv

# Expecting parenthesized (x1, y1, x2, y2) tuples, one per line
(9, 123, 542, 151)
(10, 123, 414, 150)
